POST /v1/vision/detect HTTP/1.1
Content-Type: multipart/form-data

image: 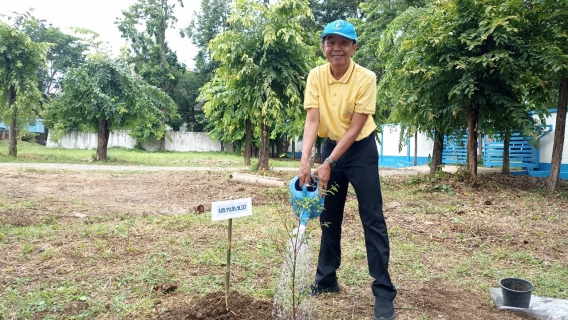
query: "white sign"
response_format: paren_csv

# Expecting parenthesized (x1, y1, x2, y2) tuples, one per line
(211, 198, 253, 221)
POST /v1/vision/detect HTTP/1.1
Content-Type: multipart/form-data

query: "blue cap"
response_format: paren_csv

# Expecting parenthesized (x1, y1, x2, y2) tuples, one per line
(320, 20, 357, 42)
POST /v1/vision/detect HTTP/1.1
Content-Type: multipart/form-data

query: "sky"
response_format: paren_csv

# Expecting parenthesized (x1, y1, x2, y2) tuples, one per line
(0, 0, 200, 69)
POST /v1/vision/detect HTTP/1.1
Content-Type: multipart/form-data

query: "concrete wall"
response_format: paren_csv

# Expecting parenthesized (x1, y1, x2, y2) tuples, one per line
(536, 112, 568, 164)
(47, 129, 233, 153)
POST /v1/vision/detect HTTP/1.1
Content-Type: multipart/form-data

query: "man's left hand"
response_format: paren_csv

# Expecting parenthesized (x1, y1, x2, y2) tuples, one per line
(313, 162, 331, 195)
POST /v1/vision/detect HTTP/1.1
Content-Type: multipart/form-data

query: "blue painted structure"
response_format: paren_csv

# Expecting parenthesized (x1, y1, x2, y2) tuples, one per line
(27, 121, 46, 134)
(442, 135, 468, 165)
(0, 120, 45, 134)
(484, 126, 552, 171)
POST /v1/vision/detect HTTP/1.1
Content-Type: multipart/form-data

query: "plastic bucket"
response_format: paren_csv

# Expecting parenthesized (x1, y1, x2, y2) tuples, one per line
(500, 278, 534, 308)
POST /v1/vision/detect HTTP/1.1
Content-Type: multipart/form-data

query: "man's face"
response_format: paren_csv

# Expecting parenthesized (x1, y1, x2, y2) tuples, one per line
(322, 35, 358, 70)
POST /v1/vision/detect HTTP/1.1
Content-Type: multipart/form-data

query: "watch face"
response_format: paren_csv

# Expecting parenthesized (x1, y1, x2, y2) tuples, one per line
(326, 158, 336, 167)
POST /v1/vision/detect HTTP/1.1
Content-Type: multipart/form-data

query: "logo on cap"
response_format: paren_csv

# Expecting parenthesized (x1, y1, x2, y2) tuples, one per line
(333, 21, 345, 30)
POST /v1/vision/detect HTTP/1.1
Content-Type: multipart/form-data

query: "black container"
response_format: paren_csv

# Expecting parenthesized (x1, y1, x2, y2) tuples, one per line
(499, 278, 534, 308)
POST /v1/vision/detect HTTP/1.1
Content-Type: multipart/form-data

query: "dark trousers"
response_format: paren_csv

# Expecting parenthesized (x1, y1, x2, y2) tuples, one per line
(316, 135, 397, 301)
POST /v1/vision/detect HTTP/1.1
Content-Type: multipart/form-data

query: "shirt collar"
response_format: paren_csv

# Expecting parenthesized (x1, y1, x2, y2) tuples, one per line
(327, 60, 355, 84)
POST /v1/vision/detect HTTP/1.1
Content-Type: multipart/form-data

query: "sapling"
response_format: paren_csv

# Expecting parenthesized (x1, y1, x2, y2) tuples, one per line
(272, 181, 337, 320)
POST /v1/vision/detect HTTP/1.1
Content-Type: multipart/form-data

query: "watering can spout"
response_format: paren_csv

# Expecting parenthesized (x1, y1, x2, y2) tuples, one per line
(289, 175, 325, 226)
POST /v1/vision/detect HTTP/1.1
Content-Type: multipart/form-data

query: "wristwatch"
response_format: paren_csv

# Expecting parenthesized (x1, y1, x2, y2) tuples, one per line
(325, 157, 337, 168)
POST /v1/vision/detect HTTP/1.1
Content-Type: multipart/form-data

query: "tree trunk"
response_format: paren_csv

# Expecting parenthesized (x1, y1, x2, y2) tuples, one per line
(97, 118, 110, 161)
(160, 135, 166, 151)
(414, 131, 418, 166)
(502, 136, 510, 174)
(430, 129, 444, 174)
(478, 135, 483, 162)
(258, 123, 270, 170)
(292, 140, 296, 160)
(159, 18, 168, 152)
(549, 77, 568, 192)
(277, 136, 289, 158)
(229, 172, 285, 187)
(467, 103, 479, 182)
(271, 142, 274, 158)
(8, 85, 17, 157)
(244, 119, 252, 166)
(309, 144, 316, 167)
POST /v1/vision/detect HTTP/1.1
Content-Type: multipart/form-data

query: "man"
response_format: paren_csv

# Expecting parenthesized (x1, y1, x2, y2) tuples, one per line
(298, 20, 397, 320)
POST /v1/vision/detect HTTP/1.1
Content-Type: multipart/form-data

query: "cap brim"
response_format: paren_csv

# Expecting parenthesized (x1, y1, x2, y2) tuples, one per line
(319, 32, 356, 41)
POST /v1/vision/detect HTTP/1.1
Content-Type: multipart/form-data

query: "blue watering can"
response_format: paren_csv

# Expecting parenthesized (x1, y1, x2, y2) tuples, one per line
(289, 175, 325, 226)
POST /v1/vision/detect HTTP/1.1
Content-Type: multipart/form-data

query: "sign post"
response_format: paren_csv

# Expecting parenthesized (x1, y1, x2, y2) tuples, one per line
(211, 198, 252, 311)
(226, 218, 232, 310)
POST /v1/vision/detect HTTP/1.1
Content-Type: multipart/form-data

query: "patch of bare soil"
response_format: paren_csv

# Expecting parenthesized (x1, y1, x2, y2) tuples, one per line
(0, 165, 566, 320)
(152, 291, 272, 320)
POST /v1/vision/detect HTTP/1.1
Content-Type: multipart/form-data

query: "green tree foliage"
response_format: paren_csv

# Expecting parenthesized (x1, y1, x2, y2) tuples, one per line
(22, 19, 87, 107)
(307, 0, 361, 30)
(0, 12, 50, 157)
(378, 0, 549, 181)
(354, 0, 430, 134)
(43, 55, 178, 161)
(185, 0, 231, 73)
(357, 0, 429, 77)
(169, 69, 207, 131)
(182, 0, 232, 132)
(116, 0, 184, 149)
(200, 0, 314, 169)
(508, 0, 568, 191)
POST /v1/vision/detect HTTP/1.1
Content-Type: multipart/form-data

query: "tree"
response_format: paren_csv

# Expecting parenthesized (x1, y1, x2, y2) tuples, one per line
(511, 0, 568, 192)
(357, 0, 429, 77)
(184, 0, 231, 71)
(377, 6, 458, 173)
(22, 19, 87, 107)
(169, 69, 207, 131)
(42, 55, 178, 161)
(378, 0, 549, 182)
(182, 0, 232, 133)
(0, 12, 50, 157)
(200, 0, 314, 170)
(306, 0, 361, 31)
(116, 0, 184, 151)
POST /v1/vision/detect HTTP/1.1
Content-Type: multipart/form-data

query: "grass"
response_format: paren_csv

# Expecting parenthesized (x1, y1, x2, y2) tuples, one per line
(0, 140, 299, 168)
(0, 150, 567, 319)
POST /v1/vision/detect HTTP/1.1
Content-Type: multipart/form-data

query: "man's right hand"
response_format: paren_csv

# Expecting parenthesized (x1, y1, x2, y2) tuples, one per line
(298, 159, 312, 187)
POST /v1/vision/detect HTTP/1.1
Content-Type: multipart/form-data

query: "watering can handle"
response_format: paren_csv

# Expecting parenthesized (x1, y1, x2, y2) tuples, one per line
(301, 174, 317, 195)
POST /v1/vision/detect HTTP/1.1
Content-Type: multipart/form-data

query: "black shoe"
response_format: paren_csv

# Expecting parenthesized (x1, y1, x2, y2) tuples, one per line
(308, 280, 340, 296)
(374, 296, 395, 320)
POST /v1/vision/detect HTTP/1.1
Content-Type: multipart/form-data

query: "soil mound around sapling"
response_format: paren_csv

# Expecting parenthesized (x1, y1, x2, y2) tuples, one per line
(156, 291, 272, 320)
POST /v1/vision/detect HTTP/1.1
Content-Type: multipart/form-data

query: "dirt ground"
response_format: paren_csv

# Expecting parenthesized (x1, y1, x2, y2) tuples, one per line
(0, 163, 566, 320)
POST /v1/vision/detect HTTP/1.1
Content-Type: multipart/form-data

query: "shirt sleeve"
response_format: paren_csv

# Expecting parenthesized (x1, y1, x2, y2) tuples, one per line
(354, 72, 376, 115)
(304, 69, 319, 110)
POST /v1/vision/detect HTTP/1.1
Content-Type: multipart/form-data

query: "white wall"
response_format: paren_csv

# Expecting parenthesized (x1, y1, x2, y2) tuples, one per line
(410, 132, 435, 158)
(288, 127, 434, 158)
(535, 113, 568, 164)
(376, 111, 568, 164)
(381, 125, 404, 156)
(47, 130, 233, 153)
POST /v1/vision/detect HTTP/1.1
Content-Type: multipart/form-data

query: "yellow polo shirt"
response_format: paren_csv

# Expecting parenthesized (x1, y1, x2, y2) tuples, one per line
(304, 61, 377, 141)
